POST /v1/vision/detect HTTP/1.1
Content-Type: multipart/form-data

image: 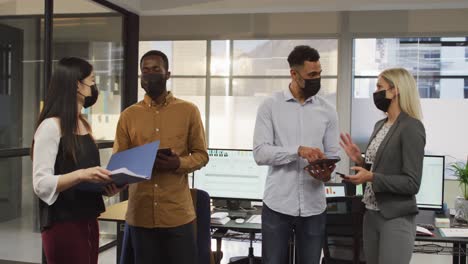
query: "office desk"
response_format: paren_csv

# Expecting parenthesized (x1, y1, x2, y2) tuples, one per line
(99, 201, 468, 264)
(211, 207, 262, 232)
(98, 201, 127, 264)
(412, 210, 468, 264)
(415, 227, 468, 264)
(210, 208, 263, 264)
(210, 207, 298, 264)
(98, 202, 261, 264)
(99, 201, 247, 264)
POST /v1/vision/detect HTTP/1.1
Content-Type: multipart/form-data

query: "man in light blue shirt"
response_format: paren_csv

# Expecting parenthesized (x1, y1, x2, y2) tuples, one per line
(253, 45, 340, 264)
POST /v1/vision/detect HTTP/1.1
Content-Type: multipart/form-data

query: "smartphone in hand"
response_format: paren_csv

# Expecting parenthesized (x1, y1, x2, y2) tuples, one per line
(336, 172, 349, 180)
(158, 148, 172, 156)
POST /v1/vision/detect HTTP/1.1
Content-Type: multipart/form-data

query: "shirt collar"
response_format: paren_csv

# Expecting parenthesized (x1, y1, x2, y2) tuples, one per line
(283, 85, 316, 104)
(143, 91, 175, 107)
(283, 88, 295, 102)
(304, 95, 316, 104)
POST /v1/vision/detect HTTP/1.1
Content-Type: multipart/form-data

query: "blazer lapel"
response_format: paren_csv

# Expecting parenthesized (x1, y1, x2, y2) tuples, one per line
(365, 119, 385, 154)
(372, 112, 407, 169)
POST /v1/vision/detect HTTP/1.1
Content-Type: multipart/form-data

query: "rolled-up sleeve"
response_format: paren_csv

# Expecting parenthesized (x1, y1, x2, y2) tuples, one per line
(32, 118, 61, 205)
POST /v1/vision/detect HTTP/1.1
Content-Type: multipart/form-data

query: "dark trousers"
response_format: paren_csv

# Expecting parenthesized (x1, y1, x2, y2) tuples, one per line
(42, 218, 99, 264)
(262, 204, 326, 264)
(127, 221, 197, 264)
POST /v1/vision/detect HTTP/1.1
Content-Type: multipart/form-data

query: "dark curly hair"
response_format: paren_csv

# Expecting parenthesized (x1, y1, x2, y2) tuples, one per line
(140, 50, 169, 71)
(287, 45, 320, 68)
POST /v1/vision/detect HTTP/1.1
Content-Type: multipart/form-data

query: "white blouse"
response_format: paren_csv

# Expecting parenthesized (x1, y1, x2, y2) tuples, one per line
(32, 118, 61, 205)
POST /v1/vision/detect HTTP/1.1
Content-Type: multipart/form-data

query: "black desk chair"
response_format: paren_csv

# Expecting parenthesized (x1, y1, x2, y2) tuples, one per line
(228, 229, 262, 264)
(191, 189, 217, 264)
(322, 196, 366, 264)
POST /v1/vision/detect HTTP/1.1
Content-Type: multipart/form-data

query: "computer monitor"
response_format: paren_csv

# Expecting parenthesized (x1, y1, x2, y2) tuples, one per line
(325, 183, 346, 198)
(352, 155, 444, 211)
(193, 148, 268, 201)
(417, 155, 445, 210)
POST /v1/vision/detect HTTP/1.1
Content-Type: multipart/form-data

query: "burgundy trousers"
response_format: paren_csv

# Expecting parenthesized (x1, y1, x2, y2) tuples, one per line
(42, 218, 99, 264)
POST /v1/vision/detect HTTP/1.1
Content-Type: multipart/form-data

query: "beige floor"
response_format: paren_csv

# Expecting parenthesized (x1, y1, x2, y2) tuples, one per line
(0, 216, 456, 264)
(97, 240, 453, 264)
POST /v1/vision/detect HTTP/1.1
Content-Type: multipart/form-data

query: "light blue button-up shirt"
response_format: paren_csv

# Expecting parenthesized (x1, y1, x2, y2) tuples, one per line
(253, 88, 340, 217)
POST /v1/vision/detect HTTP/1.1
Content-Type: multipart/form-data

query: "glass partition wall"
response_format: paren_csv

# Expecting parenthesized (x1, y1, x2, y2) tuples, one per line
(0, 0, 137, 262)
(0, 2, 45, 262)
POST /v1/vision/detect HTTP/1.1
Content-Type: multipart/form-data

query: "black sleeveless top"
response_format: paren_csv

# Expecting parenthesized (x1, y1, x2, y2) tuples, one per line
(39, 134, 105, 230)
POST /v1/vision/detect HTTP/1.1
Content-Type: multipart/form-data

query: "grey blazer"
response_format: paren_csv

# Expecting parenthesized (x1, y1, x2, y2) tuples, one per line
(365, 111, 426, 219)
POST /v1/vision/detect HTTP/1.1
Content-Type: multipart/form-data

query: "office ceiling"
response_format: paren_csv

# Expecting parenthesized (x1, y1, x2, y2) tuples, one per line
(0, 0, 112, 15)
(107, 0, 468, 15)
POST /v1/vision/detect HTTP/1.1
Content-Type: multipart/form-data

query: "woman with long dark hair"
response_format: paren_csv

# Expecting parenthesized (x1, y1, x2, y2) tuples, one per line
(32, 57, 121, 264)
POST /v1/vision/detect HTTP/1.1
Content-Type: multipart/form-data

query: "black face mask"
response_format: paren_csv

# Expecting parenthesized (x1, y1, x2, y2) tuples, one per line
(303, 77, 321, 98)
(79, 83, 99, 108)
(302, 78, 321, 99)
(141, 73, 167, 99)
(295, 71, 321, 98)
(373, 89, 392, 112)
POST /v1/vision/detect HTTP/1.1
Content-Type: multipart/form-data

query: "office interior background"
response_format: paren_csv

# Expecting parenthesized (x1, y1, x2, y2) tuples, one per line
(0, 0, 468, 263)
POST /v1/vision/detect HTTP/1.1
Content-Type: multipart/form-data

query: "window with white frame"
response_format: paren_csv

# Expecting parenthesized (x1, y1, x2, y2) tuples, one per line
(139, 39, 339, 149)
(138, 40, 207, 124)
(352, 37, 468, 178)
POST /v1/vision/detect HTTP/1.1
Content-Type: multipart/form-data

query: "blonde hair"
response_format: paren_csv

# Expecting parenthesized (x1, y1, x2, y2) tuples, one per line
(379, 68, 423, 120)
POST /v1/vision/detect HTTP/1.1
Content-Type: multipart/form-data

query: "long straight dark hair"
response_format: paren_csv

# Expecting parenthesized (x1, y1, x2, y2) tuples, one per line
(32, 57, 93, 162)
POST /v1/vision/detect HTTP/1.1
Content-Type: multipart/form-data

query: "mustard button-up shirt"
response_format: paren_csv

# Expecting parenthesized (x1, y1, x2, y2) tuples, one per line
(113, 93, 209, 228)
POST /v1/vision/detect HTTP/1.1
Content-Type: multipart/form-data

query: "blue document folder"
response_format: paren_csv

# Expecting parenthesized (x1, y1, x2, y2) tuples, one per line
(76, 140, 160, 192)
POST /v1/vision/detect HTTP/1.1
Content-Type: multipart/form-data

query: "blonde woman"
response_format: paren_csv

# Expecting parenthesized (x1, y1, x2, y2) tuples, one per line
(340, 68, 425, 264)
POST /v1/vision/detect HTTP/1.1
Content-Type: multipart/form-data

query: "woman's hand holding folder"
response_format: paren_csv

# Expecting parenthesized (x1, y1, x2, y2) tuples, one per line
(78, 166, 112, 183)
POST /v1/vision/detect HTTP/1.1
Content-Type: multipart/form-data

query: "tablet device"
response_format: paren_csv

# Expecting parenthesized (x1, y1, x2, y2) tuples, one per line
(304, 156, 341, 170)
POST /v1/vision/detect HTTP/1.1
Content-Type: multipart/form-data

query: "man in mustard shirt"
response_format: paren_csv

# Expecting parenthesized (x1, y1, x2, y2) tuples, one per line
(113, 50, 209, 264)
